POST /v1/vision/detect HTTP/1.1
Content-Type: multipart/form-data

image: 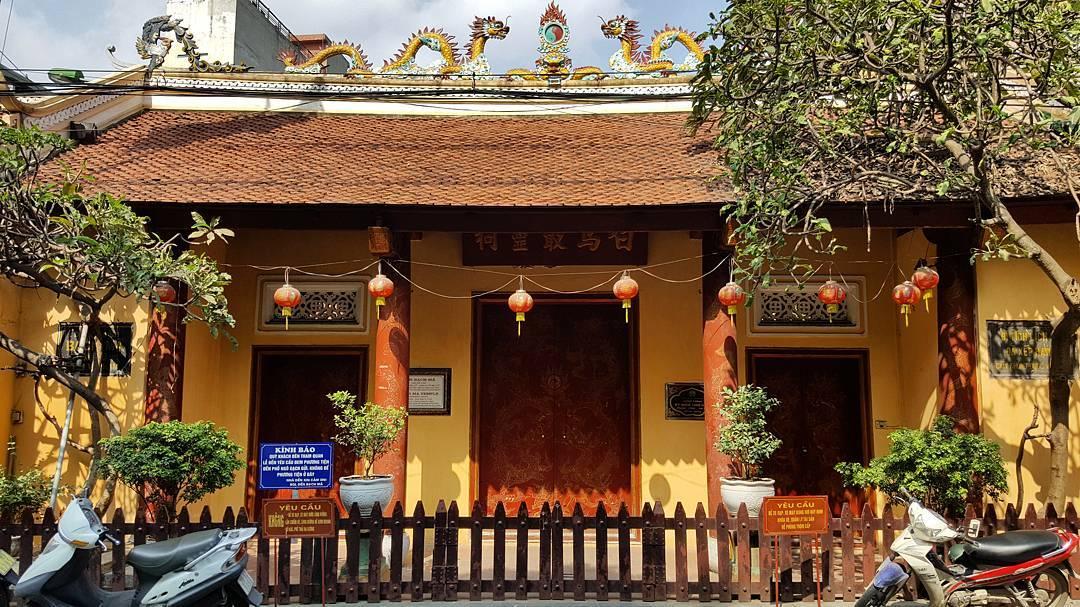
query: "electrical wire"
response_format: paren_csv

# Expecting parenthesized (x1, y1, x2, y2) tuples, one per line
(0, 0, 13, 61)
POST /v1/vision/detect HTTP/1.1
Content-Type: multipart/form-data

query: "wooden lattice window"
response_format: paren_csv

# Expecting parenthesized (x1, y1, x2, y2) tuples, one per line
(258, 277, 369, 332)
(751, 278, 865, 334)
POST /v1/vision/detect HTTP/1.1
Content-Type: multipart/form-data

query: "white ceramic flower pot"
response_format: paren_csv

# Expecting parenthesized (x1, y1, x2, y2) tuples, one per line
(339, 475, 394, 516)
(720, 477, 776, 518)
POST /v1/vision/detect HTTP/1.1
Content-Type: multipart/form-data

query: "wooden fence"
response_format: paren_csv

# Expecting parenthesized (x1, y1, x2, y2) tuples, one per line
(1, 501, 1078, 603)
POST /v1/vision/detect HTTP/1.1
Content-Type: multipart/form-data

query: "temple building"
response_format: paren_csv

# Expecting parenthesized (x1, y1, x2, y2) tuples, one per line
(1, 2, 1078, 518)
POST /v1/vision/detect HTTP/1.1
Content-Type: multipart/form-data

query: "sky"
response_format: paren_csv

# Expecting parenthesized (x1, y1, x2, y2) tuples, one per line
(0, 0, 721, 78)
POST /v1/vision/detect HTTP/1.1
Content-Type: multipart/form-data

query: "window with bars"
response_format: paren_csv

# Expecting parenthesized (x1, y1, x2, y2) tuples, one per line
(56, 322, 134, 376)
(751, 278, 865, 334)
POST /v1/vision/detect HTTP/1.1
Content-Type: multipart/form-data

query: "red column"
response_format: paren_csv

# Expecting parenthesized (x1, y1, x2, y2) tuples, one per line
(371, 236, 410, 508)
(144, 281, 186, 422)
(925, 228, 980, 432)
(702, 231, 738, 512)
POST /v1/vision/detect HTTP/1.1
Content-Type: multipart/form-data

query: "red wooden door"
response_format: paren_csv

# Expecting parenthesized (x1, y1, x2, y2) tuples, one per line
(747, 350, 870, 515)
(477, 299, 635, 515)
(249, 348, 366, 516)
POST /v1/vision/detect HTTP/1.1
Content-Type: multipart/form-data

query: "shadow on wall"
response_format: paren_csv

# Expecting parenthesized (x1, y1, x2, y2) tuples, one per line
(980, 372, 1077, 508)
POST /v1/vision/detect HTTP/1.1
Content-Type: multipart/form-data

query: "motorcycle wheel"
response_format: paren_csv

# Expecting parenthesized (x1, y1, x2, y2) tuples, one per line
(1035, 567, 1070, 607)
(855, 586, 889, 607)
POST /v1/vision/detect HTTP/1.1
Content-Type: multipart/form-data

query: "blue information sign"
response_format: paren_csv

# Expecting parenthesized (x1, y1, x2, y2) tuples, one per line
(258, 443, 334, 490)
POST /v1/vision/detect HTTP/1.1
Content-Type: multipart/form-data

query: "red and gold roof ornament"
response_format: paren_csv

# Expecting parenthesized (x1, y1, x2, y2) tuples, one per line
(152, 279, 177, 305)
(891, 281, 922, 327)
(911, 265, 940, 311)
(717, 281, 746, 317)
(508, 285, 535, 337)
(612, 272, 639, 324)
(273, 280, 302, 330)
(816, 279, 846, 320)
(368, 272, 395, 314)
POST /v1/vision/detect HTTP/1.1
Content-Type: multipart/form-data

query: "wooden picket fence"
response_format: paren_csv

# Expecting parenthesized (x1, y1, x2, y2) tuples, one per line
(1, 500, 1078, 603)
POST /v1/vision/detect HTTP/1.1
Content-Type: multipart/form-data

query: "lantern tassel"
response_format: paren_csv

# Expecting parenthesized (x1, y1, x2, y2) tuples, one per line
(623, 300, 631, 324)
(516, 312, 525, 337)
(924, 290, 933, 311)
(283, 307, 292, 330)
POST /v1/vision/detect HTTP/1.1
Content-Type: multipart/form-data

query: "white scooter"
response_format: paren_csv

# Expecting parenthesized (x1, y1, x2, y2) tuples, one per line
(858, 489, 1076, 607)
(15, 497, 261, 607)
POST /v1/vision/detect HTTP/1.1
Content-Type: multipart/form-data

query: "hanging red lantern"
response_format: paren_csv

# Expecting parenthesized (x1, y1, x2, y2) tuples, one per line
(273, 283, 302, 330)
(891, 281, 922, 327)
(152, 279, 177, 305)
(368, 273, 395, 314)
(612, 273, 639, 324)
(716, 281, 746, 316)
(911, 266, 939, 311)
(507, 288, 534, 336)
(816, 279, 846, 320)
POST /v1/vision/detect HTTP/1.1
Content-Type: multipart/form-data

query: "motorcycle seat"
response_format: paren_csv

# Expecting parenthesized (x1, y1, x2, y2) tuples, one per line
(956, 530, 1061, 567)
(128, 529, 223, 577)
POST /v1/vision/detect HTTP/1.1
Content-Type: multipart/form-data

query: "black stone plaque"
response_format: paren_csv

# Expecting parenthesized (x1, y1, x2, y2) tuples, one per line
(665, 382, 705, 420)
(987, 320, 1055, 379)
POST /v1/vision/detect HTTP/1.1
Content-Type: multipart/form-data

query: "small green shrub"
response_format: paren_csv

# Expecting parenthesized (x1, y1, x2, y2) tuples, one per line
(0, 470, 51, 519)
(714, 385, 782, 480)
(99, 421, 243, 520)
(328, 391, 407, 478)
(836, 416, 1008, 516)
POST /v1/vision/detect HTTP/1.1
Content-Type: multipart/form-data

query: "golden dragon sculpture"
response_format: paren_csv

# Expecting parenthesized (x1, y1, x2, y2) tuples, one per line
(600, 16, 704, 77)
(279, 42, 372, 76)
(277, 17, 509, 79)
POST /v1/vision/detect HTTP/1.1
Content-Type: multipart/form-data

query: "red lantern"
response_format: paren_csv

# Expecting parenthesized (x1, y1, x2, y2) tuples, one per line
(911, 266, 939, 311)
(368, 273, 395, 314)
(273, 283, 302, 330)
(507, 288, 534, 336)
(716, 281, 746, 316)
(816, 279, 846, 320)
(891, 281, 922, 327)
(152, 279, 176, 305)
(612, 273, 639, 324)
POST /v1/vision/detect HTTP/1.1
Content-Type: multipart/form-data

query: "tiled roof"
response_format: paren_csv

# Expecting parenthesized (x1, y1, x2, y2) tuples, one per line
(50, 110, 724, 207)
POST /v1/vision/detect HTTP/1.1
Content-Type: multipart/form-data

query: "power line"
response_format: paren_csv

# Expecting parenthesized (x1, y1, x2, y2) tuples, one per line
(0, 0, 13, 60)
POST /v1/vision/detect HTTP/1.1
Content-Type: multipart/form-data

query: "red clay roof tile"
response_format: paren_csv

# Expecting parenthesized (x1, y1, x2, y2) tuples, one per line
(50, 110, 725, 206)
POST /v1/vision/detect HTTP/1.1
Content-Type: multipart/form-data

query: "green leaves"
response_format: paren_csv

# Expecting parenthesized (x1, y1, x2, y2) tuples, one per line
(714, 385, 783, 480)
(328, 391, 407, 478)
(99, 421, 243, 519)
(687, 0, 1080, 290)
(835, 416, 1008, 516)
(0, 470, 52, 519)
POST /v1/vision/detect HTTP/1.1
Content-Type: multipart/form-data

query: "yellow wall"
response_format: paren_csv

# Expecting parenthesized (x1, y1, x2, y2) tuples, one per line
(13, 224, 1079, 517)
(8, 286, 148, 513)
(0, 280, 21, 462)
(182, 231, 380, 514)
(976, 224, 1080, 505)
(406, 231, 707, 512)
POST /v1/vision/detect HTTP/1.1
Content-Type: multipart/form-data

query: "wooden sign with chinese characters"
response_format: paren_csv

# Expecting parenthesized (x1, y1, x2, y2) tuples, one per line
(261, 498, 337, 538)
(462, 232, 648, 266)
(761, 495, 831, 535)
(986, 320, 1073, 379)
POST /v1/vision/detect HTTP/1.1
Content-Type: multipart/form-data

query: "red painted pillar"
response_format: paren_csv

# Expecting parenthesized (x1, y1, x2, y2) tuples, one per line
(144, 281, 186, 423)
(702, 231, 738, 513)
(925, 228, 980, 432)
(371, 236, 410, 508)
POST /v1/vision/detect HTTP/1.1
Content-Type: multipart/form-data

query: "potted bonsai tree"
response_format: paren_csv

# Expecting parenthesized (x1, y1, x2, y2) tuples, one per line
(329, 391, 407, 515)
(714, 384, 782, 516)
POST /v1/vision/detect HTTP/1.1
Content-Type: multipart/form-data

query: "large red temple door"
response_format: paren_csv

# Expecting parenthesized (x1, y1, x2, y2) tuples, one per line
(747, 349, 870, 515)
(476, 298, 636, 515)
(249, 348, 366, 516)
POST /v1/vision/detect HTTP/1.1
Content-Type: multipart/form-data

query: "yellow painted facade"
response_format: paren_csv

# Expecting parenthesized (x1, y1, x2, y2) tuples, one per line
(4, 224, 1079, 513)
